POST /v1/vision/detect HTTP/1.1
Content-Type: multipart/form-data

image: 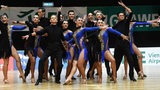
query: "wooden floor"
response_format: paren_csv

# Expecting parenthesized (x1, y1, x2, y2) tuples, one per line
(0, 64, 160, 90)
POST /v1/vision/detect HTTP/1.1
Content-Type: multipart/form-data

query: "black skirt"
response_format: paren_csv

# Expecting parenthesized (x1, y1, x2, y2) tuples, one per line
(0, 38, 11, 59)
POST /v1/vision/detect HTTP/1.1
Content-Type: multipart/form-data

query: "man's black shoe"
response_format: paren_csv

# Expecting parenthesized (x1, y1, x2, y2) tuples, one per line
(35, 80, 42, 86)
(72, 76, 76, 80)
(130, 77, 137, 82)
(55, 80, 61, 84)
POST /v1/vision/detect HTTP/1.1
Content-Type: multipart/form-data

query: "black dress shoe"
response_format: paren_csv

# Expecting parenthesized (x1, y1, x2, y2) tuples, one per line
(50, 73, 53, 76)
(108, 73, 112, 78)
(143, 74, 147, 77)
(55, 80, 61, 84)
(130, 77, 137, 82)
(72, 76, 76, 80)
(35, 80, 42, 86)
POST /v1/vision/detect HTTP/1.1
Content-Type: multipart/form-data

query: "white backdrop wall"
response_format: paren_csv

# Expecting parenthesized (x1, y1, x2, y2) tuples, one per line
(0, 7, 87, 24)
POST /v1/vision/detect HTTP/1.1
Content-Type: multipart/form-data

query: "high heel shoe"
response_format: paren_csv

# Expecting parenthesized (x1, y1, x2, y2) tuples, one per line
(138, 72, 144, 79)
(123, 75, 127, 80)
(63, 80, 72, 85)
(3, 79, 9, 84)
(81, 79, 87, 84)
(19, 74, 26, 82)
(98, 78, 102, 83)
(110, 77, 117, 83)
(31, 78, 35, 83)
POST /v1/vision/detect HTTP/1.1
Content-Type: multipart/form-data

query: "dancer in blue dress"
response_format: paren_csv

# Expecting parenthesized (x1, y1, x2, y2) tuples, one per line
(61, 20, 74, 79)
(63, 17, 108, 84)
(123, 20, 160, 79)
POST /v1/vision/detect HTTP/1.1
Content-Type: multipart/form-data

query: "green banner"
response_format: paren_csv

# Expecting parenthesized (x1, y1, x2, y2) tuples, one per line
(88, 5, 160, 31)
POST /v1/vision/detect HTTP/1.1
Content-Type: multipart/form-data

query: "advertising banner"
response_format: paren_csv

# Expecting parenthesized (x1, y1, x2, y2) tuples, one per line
(109, 47, 160, 65)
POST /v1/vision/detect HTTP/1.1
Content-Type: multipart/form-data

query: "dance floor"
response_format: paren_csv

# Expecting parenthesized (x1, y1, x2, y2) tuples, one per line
(0, 64, 160, 90)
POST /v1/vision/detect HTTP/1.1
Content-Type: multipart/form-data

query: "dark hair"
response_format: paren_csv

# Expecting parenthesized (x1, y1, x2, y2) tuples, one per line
(38, 7, 46, 12)
(75, 16, 82, 20)
(35, 12, 38, 15)
(116, 11, 125, 16)
(1, 13, 8, 18)
(62, 20, 68, 23)
(68, 10, 74, 14)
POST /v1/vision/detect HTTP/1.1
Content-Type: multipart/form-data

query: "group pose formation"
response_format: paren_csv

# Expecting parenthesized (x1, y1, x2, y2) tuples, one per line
(0, 1, 160, 85)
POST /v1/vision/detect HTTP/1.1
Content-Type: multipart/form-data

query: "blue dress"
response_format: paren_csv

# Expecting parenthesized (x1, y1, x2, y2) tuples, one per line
(63, 30, 73, 60)
(70, 27, 100, 61)
(100, 27, 122, 62)
(129, 22, 151, 54)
